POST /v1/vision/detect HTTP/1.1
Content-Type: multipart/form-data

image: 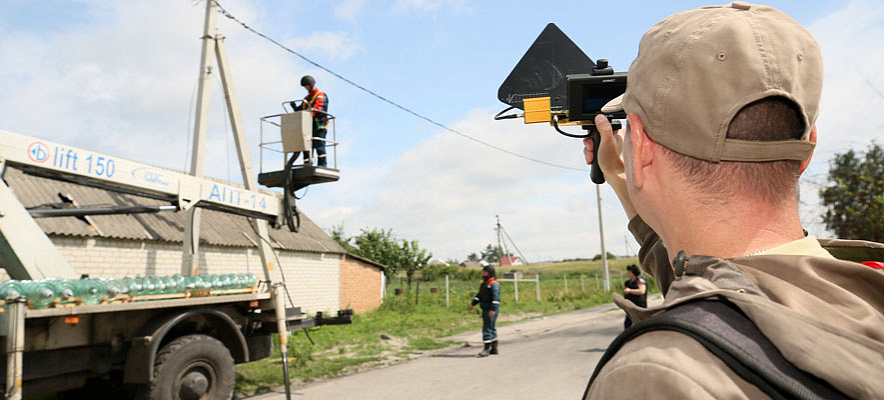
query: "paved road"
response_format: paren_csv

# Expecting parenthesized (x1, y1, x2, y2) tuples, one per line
(247, 298, 661, 400)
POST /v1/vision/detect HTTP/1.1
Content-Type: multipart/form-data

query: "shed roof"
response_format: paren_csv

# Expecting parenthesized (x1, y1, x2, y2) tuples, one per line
(3, 166, 344, 254)
(343, 253, 386, 271)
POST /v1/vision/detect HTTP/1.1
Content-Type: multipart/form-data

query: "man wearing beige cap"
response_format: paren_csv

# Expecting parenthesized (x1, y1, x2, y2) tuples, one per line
(581, 2, 884, 399)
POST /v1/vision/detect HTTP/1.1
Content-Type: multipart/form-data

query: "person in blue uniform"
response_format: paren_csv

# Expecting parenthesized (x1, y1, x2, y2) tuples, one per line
(469, 262, 501, 357)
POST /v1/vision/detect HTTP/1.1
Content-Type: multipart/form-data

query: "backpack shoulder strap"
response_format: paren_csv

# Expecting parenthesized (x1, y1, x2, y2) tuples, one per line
(584, 299, 848, 400)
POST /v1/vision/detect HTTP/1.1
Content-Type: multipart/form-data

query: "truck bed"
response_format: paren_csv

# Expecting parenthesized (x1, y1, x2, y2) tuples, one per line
(20, 291, 271, 319)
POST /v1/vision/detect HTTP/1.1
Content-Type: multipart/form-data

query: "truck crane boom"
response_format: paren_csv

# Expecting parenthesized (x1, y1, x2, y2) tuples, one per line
(0, 129, 282, 218)
(0, 129, 286, 281)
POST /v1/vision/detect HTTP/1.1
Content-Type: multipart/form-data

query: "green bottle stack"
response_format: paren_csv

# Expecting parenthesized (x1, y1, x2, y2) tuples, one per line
(0, 272, 258, 308)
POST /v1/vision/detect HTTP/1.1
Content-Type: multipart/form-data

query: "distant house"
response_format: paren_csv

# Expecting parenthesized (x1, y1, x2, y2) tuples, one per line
(428, 258, 448, 266)
(499, 256, 524, 266)
(460, 260, 484, 269)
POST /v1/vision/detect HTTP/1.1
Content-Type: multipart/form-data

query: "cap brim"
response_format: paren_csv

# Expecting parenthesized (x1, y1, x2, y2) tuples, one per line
(601, 94, 624, 113)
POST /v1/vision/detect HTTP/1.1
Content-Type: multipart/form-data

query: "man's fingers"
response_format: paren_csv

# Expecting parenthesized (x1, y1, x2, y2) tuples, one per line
(583, 137, 594, 165)
(594, 114, 612, 134)
(594, 114, 616, 146)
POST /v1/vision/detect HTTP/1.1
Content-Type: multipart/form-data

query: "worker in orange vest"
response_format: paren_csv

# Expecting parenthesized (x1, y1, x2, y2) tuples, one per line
(469, 262, 501, 357)
(295, 75, 329, 167)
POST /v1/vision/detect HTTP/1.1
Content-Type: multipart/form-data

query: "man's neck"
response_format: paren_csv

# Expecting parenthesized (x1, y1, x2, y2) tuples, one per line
(658, 200, 805, 260)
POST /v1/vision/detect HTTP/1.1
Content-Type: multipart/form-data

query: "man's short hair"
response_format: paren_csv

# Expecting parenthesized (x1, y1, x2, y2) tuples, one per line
(661, 96, 805, 205)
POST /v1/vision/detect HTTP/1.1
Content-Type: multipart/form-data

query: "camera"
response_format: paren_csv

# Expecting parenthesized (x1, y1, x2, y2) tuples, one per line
(496, 24, 626, 127)
(495, 23, 627, 183)
(566, 60, 627, 123)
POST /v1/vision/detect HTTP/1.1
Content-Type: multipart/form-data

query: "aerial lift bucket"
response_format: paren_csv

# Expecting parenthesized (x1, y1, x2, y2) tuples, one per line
(258, 109, 340, 191)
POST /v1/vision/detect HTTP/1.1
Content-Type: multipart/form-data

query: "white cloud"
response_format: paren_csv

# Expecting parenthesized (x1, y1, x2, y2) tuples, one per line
(0, 0, 320, 181)
(334, 0, 368, 23)
(808, 0, 884, 162)
(284, 32, 360, 61)
(305, 109, 635, 260)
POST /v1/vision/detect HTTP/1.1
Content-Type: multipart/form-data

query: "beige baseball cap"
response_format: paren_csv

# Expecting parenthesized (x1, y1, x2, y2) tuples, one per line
(602, 2, 823, 162)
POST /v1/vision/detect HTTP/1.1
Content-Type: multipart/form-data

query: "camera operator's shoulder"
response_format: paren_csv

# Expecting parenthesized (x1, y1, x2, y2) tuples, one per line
(817, 237, 884, 265)
(586, 330, 767, 400)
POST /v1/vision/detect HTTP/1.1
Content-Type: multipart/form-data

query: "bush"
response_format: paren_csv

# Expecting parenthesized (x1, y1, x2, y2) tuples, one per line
(420, 264, 481, 281)
(592, 252, 616, 261)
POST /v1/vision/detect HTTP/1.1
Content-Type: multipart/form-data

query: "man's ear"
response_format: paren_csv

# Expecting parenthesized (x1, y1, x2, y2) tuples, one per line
(800, 125, 817, 174)
(626, 114, 653, 189)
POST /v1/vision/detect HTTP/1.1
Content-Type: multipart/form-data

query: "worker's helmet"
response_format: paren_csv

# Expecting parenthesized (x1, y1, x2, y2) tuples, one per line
(482, 264, 496, 278)
(300, 75, 316, 87)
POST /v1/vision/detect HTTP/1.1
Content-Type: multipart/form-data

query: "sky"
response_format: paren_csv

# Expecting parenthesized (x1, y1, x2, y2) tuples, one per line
(0, 0, 881, 262)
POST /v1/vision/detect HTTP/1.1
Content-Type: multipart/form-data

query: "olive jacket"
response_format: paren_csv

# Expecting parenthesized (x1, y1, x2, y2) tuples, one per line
(585, 216, 884, 399)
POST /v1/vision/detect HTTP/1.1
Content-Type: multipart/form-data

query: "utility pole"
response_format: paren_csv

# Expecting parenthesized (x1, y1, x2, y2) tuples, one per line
(182, 0, 276, 282)
(597, 184, 610, 293)
(496, 215, 504, 268)
(500, 221, 530, 265)
(182, 0, 217, 276)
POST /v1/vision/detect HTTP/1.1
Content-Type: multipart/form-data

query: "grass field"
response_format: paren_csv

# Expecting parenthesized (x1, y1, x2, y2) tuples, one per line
(235, 257, 656, 397)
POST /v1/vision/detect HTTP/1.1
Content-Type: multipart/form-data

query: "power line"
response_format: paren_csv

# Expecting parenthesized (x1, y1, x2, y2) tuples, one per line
(211, 0, 585, 172)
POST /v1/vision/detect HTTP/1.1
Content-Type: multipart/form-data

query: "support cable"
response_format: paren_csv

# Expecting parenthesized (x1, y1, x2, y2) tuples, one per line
(501, 225, 530, 265)
(248, 224, 297, 310)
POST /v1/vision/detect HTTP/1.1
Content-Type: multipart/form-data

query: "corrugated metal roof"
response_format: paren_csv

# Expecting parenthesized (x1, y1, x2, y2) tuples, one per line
(343, 253, 387, 270)
(3, 166, 344, 254)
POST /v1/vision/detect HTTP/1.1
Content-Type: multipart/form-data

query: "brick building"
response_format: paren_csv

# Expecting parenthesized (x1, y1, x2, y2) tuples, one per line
(1, 166, 384, 314)
(340, 253, 385, 314)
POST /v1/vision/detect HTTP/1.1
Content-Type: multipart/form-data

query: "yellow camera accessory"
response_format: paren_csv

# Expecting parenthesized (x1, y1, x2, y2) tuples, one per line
(522, 97, 551, 124)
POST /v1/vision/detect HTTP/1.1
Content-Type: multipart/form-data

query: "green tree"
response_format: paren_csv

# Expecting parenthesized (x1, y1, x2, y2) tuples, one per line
(480, 244, 512, 263)
(395, 239, 433, 291)
(820, 141, 884, 242)
(329, 224, 356, 253)
(467, 253, 480, 261)
(350, 228, 401, 278)
(346, 228, 434, 287)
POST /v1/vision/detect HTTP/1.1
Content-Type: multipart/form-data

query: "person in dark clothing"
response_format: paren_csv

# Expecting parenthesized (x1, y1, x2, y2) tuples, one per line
(622, 264, 647, 329)
(469, 262, 501, 357)
(295, 75, 329, 167)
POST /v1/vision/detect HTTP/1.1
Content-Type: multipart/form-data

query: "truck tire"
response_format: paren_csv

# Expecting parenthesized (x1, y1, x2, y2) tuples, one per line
(148, 334, 235, 400)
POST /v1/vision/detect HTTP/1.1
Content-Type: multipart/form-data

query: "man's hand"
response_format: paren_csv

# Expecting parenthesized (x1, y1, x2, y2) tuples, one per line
(584, 115, 637, 219)
(489, 310, 496, 319)
(468, 305, 473, 312)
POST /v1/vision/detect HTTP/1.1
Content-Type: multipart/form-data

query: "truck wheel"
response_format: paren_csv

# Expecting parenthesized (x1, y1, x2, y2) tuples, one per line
(149, 334, 235, 400)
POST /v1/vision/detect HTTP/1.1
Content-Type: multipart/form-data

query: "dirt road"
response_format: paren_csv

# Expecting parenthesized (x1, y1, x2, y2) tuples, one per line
(247, 296, 662, 400)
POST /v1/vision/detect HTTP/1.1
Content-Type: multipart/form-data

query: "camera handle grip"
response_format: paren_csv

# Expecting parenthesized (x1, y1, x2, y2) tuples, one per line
(590, 126, 605, 184)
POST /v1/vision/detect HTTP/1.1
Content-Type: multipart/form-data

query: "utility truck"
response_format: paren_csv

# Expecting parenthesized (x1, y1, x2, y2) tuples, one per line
(0, 1, 344, 399)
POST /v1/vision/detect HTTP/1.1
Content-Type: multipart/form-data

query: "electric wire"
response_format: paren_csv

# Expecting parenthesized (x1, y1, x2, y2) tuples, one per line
(211, 0, 585, 173)
(248, 223, 297, 310)
(294, 185, 309, 200)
